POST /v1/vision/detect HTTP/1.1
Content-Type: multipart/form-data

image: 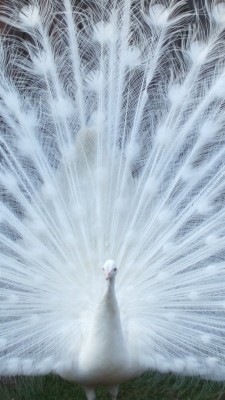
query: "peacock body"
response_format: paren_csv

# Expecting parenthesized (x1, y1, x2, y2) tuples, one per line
(1, 0, 225, 398)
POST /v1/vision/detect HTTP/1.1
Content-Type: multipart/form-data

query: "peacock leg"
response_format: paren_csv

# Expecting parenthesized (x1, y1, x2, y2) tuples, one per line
(109, 385, 119, 400)
(84, 387, 96, 400)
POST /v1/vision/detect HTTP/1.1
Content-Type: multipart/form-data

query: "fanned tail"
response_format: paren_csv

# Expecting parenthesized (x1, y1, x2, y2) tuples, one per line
(0, 0, 225, 380)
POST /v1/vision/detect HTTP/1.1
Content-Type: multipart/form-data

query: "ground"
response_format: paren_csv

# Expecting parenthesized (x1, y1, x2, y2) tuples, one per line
(0, 372, 225, 400)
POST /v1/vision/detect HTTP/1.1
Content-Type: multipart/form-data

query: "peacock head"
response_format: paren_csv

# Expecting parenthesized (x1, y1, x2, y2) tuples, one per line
(102, 259, 117, 281)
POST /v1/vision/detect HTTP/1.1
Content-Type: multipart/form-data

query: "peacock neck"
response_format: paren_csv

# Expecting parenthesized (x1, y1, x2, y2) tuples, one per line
(106, 277, 115, 295)
(103, 277, 118, 314)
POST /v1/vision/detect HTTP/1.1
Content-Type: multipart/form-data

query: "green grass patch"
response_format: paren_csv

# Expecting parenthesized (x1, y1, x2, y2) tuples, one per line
(0, 372, 225, 399)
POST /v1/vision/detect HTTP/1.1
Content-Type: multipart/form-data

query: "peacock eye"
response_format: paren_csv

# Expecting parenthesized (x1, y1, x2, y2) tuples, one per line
(114, 268, 117, 271)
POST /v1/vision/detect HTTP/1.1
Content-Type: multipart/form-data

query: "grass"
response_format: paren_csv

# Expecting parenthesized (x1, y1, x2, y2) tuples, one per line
(0, 373, 225, 400)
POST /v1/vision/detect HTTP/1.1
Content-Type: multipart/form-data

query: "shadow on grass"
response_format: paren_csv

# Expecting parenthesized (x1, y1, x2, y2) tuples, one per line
(0, 372, 225, 400)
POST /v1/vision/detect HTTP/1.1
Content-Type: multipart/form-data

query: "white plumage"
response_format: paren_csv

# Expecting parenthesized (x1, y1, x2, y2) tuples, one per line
(1, 0, 225, 398)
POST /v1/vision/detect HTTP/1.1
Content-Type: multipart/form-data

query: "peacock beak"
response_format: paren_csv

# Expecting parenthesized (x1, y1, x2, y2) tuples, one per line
(105, 272, 111, 280)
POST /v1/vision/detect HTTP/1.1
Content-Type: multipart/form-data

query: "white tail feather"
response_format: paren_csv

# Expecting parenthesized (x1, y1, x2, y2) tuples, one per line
(0, 0, 225, 383)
